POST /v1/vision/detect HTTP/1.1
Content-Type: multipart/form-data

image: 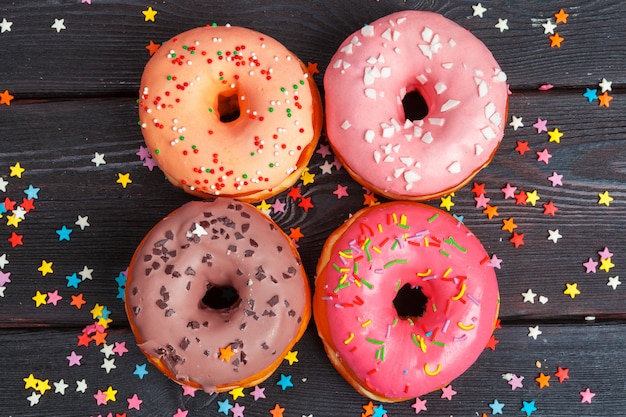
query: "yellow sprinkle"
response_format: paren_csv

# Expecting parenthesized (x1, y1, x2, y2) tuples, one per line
(372, 246, 382, 254)
(424, 237, 429, 247)
(377, 223, 383, 233)
(443, 267, 452, 278)
(361, 238, 371, 250)
(400, 214, 407, 225)
(417, 268, 432, 277)
(451, 282, 466, 300)
(392, 213, 398, 224)
(344, 333, 355, 344)
(362, 319, 372, 327)
(339, 250, 353, 258)
(424, 363, 442, 376)
(339, 274, 348, 284)
(457, 321, 475, 330)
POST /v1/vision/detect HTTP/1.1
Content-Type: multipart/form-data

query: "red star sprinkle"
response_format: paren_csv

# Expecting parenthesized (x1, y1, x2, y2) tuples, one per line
(510, 232, 525, 248)
(306, 61, 320, 75)
(471, 182, 486, 196)
(485, 334, 499, 350)
(287, 186, 302, 201)
(77, 332, 92, 347)
(289, 227, 304, 243)
(8, 232, 23, 247)
(146, 40, 161, 56)
(554, 366, 570, 382)
(515, 141, 530, 155)
(514, 190, 528, 205)
(542, 201, 559, 216)
(298, 196, 314, 212)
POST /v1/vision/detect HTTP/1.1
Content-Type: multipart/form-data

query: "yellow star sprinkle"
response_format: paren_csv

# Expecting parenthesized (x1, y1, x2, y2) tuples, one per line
(38, 260, 54, 276)
(103, 385, 118, 402)
(6, 214, 22, 228)
(564, 283, 580, 299)
(97, 316, 113, 328)
(35, 379, 51, 395)
(598, 191, 613, 206)
(9, 162, 25, 178)
(142, 6, 158, 22)
(547, 128, 563, 143)
(23, 374, 39, 390)
(32, 291, 48, 307)
(90, 303, 105, 319)
(228, 386, 245, 400)
(525, 190, 540, 206)
(439, 195, 455, 211)
(116, 173, 132, 188)
(256, 200, 271, 212)
(300, 168, 315, 185)
(284, 350, 299, 365)
(600, 258, 615, 272)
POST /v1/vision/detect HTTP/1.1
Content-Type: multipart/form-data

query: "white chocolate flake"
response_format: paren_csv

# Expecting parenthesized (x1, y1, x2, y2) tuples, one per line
(364, 129, 375, 143)
(365, 88, 377, 100)
(361, 25, 375, 37)
(341, 120, 351, 130)
(481, 126, 497, 141)
(475, 144, 484, 156)
(435, 82, 447, 95)
(404, 170, 421, 183)
(440, 99, 460, 112)
(416, 74, 428, 84)
(421, 131, 434, 144)
(447, 161, 461, 174)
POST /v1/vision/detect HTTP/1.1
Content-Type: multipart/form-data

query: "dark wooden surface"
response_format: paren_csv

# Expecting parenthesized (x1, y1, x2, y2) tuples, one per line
(1, 1, 625, 416)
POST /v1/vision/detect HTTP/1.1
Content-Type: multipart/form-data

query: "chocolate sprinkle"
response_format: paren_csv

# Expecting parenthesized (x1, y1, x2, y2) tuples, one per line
(180, 337, 190, 351)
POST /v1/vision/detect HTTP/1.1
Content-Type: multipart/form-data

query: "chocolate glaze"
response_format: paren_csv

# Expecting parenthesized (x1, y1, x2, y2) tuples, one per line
(126, 198, 310, 392)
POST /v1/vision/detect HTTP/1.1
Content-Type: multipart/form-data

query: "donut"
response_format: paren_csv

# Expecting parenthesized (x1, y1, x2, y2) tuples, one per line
(324, 11, 508, 201)
(313, 201, 499, 402)
(138, 25, 323, 202)
(125, 198, 311, 392)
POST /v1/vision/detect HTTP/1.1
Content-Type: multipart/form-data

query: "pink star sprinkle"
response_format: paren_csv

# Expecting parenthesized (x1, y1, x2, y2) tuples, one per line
(46, 290, 63, 305)
(583, 258, 598, 273)
(143, 157, 158, 171)
(66, 351, 83, 366)
(598, 247, 613, 260)
(173, 408, 189, 417)
(333, 184, 349, 199)
(548, 171, 563, 186)
(580, 388, 596, 403)
(93, 389, 108, 405)
(536, 148, 552, 164)
(127, 393, 143, 410)
(489, 254, 503, 269)
(533, 118, 548, 133)
(271, 199, 286, 214)
(182, 385, 197, 397)
(440, 385, 457, 400)
(501, 183, 517, 199)
(411, 397, 428, 414)
(316, 143, 331, 158)
(113, 341, 128, 356)
(508, 374, 524, 390)
(250, 385, 266, 401)
(231, 403, 246, 417)
(474, 193, 491, 209)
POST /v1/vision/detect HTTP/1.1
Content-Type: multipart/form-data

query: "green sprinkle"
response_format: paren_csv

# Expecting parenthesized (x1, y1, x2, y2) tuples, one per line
(394, 280, 402, 292)
(242, 173, 248, 179)
(179, 136, 185, 141)
(217, 51, 222, 56)
(269, 107, 274, 112)
(250, 152, 255, 156)
(375, 346, 385, 361)
(183, 45, 188, 50)
(167, 75, 172, 80)
(191, 145, 197, 150)
(280, 87, 286, 92)
(171, 53, 176, 58)
(444, 236, 467, 253)
(391, 239, 399, 251)
(208, 108, 213, 113)
(333, 281, 350, 293)
(427, 213, 439, 223)
(269, 163, 274, 168)
(359, 278, 373, 289)
(332, 263, 341, 272)
(411, 333, 420, 346)
(293, 84, 298, 90)
(300, 80, 305, 85)
(155, 149, 160, 155)
(353, 262, 359, 274)
(398, 223, 411, 229)
(439, 249, 450, 257)
(384, 259, 408, 269)
(365, 338, 384, 345)
(432, 341, 446, 347)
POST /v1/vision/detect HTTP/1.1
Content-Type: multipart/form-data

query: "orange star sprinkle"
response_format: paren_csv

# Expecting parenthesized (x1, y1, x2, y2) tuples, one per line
(597, 91, 613, 108)
(219, 345, 235, 362)
(549, 32, 564, 48)
(501, 218, 518, 233)
(289, 227, 304, 242)
(0, 89, 14, 106)
(306, 61, 319, 75)
(269, 404, 285, 417)
(482, 204, 499, 219)
(554, 8, 569, 24)
(146, 40, 161, 56)
(536, 372, 551, 389)
(363, 192, 379, 206)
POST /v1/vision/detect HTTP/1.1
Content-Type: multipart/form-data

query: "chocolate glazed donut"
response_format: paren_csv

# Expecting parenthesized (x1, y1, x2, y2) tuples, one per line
(125, 198, 311, 392)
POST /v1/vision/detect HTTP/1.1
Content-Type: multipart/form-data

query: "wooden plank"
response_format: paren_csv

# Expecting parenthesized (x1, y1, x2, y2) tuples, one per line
(0, 90, 624, 328)
(1, 323, 624, 416)
(0, 0, 624, 97)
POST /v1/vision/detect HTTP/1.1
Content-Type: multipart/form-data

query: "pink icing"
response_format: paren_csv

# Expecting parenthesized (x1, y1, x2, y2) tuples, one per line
(315, 201, 499, 400)
(324, 11, 508, 199)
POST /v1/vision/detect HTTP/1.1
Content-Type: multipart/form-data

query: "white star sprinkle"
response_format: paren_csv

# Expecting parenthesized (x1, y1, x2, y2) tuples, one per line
(528, 325, 543, 340)
(0, 176, 8, 192)
(91, 152, 106, 167)
(76, 379, 88, 393)
(599, 78, 613, 93)
(0, 253, 8, 269)
(542, 18, 557, 34)
(101, 357, 116, 373)
(472, 3, 487, 18)
(547, 229, 562, 243)
(51, 18, 66, 32)
(0, 286, 5, 297)
(100, 343, 115, 358)
(509, 115, 524, 130)
(26, 391, 41, 406)
(54, 379, 69, 395)
(75, 215, 90, 230)
(79, 265, 93, 280)
(607, 276, 621, 290)
(0, 18, 13, 33)
(522, 289, 537, 303)
(495, 18, 509, 32)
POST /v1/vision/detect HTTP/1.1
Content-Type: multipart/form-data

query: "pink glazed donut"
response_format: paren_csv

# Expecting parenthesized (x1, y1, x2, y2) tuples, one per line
(324, 11, 508, 201)
(314, 201, 500, 402)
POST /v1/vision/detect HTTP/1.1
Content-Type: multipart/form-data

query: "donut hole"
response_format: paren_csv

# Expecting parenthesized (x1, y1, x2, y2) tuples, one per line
(201, 284, 241, 311)
(393, 283, 428, 319)
(402, 90, 429, 121)
(217, 91, 241, 123)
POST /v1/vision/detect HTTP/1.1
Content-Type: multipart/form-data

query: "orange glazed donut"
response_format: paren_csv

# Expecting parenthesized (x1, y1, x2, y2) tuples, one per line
(314, 201, 499, 402)
(125, 198, 311, 392)
(324, 11, 508, 201)
(138, 25, 323, 202)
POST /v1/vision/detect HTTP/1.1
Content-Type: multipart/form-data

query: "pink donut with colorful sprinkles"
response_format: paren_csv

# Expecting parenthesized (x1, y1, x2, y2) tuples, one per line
(314, 201, 500, 402)
(324, 11, 508, 201)
(138, 25, 322, 202)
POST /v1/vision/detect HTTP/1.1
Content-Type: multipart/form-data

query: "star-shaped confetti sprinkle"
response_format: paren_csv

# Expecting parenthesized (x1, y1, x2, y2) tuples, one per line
(10, 163, 25, 178)
(0, 89, 14, 106)
(536, 372, 551, 388)
(116, 173, 132, 188)
(51, 18, 66, 32)
(542, 201, 558, 216)
(547, 128, 563, 143)
(276, 374, 293, 390)
(607, 275, 621, 290)
(66, 351, 82, 366)
(32, 291, 47, 307)
(269, 404, 285, 417)
(217, 398, 233, 415)
(549, 32, 564, 47)
(91, 152, 106, 166)
(300, 168, 315, 185)
(548, 171, 563, 186)
(501, 183, 517, 199)
(508, 374, 524, 390)
(146, 40, 161, 56)
(520, 400, 537, 416)
(250, 385, 266, 401)
(536, 148, 552, 164)
(495, 18, 509, 32)
(525, 190, 540, 206)
(580, 388, 596, 403)
(502, 217, 517, 233)
(564, 283, 581, 298)
(0, 18, 12, 33)
(583, 88, 598, 102)
(509, 115, 524, 130)
(56, 225, 72, 241)
(411, 397, 428, 414)
(76, 379, 88, 393)
(515, 140, 530, 155)
(440, 194, 454, 211)
(547, 229, 562, 243)
(54, 379, 69, 395)
(440, 385, 457, 400)
(142, 6, 158, 22)
(133, 363, 148, 379)
(510, 232, 524, 248)
(522, 289, 537, 303)
(599, 78, 613, 93)
(127, 393, 142, 410)
(533, 118, 548, 133)
(542, 18, 557, 34)
(597, 190, 613, 206)
(489, 399, 505, 414)
(284, 350, 298, 365)
(554, 8, 569, 24)
(528, 325, 542, 340)
(598, 91, 613, 107)
(554, 366, 570, 382)
(472, 3, 487, 17)
(26, 392, 41, 406)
